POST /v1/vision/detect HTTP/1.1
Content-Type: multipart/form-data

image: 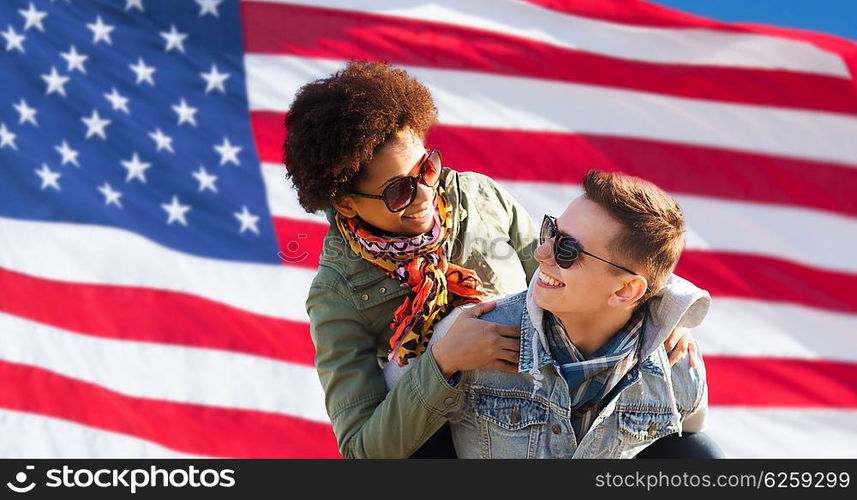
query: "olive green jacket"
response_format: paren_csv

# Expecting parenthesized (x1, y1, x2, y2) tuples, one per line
(306, 167, 540, 458)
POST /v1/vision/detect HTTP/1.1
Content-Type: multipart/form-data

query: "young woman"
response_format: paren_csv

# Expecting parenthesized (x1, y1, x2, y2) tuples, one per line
(284, 61, 699, 458)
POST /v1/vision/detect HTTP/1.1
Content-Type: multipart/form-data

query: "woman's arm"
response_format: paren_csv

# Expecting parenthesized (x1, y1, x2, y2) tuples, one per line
(307, 281, 463, 459)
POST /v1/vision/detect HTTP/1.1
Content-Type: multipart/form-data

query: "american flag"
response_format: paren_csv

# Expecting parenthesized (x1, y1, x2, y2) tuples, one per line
(0, 0, 854, 459)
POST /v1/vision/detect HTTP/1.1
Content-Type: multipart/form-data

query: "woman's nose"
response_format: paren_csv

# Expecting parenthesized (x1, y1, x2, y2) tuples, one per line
(413, 182, 435, 205)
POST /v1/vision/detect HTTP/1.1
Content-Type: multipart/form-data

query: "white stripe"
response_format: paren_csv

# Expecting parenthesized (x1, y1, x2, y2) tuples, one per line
(249, 0, 850, 78)
(0, 216, 314, 322)
(262, 171, 857, 275)
(0, 312, 329, 423)
(0, 409, 204, 458)
(262, 163, 328, 224)
(246, 55, 857, 166)
(698, 299, 857, 364)
(707, 407, 857, 458)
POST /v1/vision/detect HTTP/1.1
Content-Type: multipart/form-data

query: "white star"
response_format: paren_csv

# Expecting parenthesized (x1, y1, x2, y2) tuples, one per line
(192, 165, 218, 193)
(121, 152, 151, 183)
(0, 123, 17, 150)
(159, 24, 187, 53)
(19, 3, 47, 32)
(55, 140, 80, 167)
(60, 45, 88, 73)
(196, 0, 222, 17)
(125, 0, 144, 11)
(234, 206, 260, 235)
(104, 88, 130, 114)
(81, 109, 111, 140)
(171, 98, 198, 127)
(129, 57, 155, 85)
(214, 137, 241, 166)
(98, 182, 123, 208)
(41, 66, 70, 97)
(148, 127, 174, 153)
(161, 195, 190, 226)
(2, 25, 26, 53)
(35, 163, 61, 191)
(200, 64, 229, 93)
(13, 99, 37, 126)
(87, 16, 114, 45)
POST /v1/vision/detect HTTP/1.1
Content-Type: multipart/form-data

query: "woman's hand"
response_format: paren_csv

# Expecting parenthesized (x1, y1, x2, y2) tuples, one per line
(431, 301, 521, 379)
(664, 326, 700, 368)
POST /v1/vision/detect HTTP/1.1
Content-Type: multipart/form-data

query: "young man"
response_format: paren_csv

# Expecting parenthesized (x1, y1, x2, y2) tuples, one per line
(426, 170, 711, 458)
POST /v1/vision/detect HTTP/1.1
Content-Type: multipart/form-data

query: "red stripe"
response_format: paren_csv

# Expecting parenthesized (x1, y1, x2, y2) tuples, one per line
(706, 356, 857, 408)
(255, 112, 857, 218)
(0, 360, 340, 458)
(0, 267, 315, 366)
(240, 1, 857, 114)
(273, 216, 327, 270)
(268, 215, 857, 315)
(676, 251, 857, 315)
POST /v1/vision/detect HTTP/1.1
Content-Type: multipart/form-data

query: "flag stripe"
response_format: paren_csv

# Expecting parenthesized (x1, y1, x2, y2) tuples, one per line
(254, 111, 857, 218)
(0, 409, 203, 458)
(0, 312, 328, 420)
(0, 216, 313, 322)
(706, 407, 857, 458)
(246, 0, 851, 77)
(5, 306, 851, 410)
(0, 267, 315, 366)
(262, 168, 857, 280)
(706, 356, 857, 408)
(246, 55, 857, 167)
(240, 1, 857, 114)
(0, 360, 340, 458)
(699, 299, 857, 364)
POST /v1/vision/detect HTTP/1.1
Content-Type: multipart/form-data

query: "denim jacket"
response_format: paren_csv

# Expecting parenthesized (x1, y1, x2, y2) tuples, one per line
(434, 273, 711, 458)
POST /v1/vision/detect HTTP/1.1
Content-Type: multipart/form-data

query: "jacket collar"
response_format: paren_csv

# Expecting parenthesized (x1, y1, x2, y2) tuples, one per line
(517, 272, 711, 374)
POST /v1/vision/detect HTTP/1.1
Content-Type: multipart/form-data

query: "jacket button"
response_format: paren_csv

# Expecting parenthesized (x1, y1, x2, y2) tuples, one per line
(443, 397, 455, 405)
(551, 425, 561, 435)
(647, 422, 658, 437)
(379, 287, 386, 294)
(510, 407, 521, 424)
(360, 294, 369, 301)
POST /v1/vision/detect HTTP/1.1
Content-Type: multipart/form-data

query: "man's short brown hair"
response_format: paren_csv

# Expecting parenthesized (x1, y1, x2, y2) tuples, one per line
(583, 170, 685, 303)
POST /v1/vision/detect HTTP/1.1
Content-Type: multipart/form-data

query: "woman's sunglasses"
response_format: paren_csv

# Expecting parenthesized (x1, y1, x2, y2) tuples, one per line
(350, 149, 442, 213)
(540, 214, 640, 276)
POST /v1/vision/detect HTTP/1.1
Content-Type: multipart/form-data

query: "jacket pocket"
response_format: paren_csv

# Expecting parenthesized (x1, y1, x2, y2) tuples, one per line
(617, 410, 680, 457)
(471, 391, 549, 458)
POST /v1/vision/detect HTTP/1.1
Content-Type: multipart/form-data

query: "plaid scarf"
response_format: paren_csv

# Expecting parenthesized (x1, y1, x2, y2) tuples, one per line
(544, 303, 646, 440)
(335, 186, 487, 367)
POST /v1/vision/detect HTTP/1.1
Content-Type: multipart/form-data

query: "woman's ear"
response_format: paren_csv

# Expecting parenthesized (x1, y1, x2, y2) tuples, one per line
(332, 196, 358, 218)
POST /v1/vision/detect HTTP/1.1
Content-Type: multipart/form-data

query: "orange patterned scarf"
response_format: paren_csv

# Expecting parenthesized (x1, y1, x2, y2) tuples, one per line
(335, 187, 487, 366)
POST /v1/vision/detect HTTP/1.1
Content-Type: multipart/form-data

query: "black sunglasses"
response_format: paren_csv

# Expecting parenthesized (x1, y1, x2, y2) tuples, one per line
(350, 149, 442, 212)
(540, 214, 640, 276)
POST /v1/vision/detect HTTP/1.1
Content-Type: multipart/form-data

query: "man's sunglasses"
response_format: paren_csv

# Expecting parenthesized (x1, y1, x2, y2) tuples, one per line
(350, 149, 442, 213)
(540, 215, 640, 276)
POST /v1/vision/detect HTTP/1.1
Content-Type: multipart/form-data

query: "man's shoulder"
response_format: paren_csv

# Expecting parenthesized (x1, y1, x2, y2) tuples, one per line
(477, 291, 528, 326)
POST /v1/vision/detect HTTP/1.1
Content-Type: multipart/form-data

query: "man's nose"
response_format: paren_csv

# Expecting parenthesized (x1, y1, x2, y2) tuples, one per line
(534, 240, 555, 264)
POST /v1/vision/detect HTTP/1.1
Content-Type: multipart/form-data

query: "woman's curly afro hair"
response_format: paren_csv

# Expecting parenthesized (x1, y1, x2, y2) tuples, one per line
(282, 61, 438, 213)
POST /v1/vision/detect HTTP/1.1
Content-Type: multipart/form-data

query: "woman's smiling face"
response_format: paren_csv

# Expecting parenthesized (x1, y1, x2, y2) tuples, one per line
(333, 129, 438, 236)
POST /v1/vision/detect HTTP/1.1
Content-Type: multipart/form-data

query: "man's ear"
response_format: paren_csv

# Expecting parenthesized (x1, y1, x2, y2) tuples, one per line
(332, 196, 358, 218)
(609, 275, 648, 307)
